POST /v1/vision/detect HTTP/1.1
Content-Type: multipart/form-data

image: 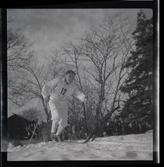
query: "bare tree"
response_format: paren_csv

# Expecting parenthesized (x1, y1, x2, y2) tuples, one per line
(61, 12, 136, 142)
(7, 17, 34, 72)
(61, 42, 91, 134)
(43, 49, 67, 78)
(8, 58, 52, 121)
(7, 18, 53, 122)
(7, 18, 34, 104)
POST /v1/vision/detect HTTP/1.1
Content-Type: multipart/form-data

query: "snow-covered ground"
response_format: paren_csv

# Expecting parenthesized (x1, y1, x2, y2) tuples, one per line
(7, 131, 153, 161)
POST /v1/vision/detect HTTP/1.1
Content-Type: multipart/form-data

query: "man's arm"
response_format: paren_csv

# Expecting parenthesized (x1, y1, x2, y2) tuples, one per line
(42, 77, 59, 101)
(73, 85, 87, 103)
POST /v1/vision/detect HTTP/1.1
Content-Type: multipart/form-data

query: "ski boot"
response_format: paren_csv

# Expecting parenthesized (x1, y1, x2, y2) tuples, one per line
(49, 132, 56, 141)
(55, 134, 64, 142)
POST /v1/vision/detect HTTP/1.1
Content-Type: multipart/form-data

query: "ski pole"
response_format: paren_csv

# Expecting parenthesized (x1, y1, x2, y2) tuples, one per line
(27, 112, 42, 145)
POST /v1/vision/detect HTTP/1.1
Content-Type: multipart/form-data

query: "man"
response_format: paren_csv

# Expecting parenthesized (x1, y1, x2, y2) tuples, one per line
(42, 70, 87, 141)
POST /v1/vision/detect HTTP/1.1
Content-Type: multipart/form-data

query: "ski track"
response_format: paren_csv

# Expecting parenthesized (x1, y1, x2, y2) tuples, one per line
(7, 133, 153, 161)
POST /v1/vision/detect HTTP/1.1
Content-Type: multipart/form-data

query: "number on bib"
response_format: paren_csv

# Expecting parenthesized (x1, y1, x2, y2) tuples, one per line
(60, 88, 67, 95)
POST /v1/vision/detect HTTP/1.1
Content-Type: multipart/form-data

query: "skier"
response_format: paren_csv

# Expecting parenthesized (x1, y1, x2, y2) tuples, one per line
(42, 70, 87, 142)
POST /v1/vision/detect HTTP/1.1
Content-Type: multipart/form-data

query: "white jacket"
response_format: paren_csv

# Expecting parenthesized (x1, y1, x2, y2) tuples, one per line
(42, 77, 86, 102)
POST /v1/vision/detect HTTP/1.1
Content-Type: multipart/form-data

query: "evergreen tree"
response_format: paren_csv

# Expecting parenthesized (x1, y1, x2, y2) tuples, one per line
(120, 10, 153, 129)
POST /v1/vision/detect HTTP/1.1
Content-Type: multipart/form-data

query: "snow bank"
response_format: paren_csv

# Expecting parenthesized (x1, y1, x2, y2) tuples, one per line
(7, 132, 153, 161)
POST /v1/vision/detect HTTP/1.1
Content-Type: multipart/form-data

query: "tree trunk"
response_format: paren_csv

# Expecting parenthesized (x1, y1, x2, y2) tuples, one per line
(83, 105, 120, 143)
(82, 103, 89, 135)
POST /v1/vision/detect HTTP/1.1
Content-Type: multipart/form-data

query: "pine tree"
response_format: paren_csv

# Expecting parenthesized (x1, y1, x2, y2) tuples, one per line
(120, 10, 153, 129)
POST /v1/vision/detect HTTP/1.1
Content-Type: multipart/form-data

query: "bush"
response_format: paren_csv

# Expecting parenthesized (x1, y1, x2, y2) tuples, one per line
(37, 121, 52, 142)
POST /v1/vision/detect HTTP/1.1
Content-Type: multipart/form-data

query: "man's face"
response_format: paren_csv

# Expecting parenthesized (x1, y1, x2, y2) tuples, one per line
(65, 73, 75, 84)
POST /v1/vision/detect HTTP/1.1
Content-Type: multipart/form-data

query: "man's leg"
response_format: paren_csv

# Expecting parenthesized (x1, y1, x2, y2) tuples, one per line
(55, 102, 68, 140)
(49, 101, 61, 140)
(51, 120, 58, 133)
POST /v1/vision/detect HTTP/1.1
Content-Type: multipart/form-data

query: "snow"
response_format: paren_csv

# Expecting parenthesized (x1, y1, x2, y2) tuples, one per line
(7, 132, 153, 161)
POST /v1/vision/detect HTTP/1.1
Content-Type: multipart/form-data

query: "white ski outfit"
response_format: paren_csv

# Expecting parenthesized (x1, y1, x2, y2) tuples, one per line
(42, 77, 86, 128)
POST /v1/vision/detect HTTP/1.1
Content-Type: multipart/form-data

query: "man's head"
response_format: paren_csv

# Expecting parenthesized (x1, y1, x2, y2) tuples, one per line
(65, 70, 76, 84)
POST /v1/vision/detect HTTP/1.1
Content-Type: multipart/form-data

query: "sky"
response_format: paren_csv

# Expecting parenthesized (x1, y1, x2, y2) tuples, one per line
(7, 9, 152, 61)
(7, 8, 152, 117)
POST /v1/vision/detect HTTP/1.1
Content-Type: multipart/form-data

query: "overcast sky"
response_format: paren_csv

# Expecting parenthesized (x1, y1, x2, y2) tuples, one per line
(7, 8, 152, 117)
(7, 9, 152, 61)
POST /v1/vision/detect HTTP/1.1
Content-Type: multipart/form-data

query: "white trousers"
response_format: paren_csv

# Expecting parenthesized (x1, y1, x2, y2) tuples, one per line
(49, 100, 68, 128)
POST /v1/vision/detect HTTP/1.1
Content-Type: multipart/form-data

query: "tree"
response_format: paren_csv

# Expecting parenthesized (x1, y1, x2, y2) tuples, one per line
(60, 12, 136, 141)
(8, 57, 52, 121)
(22, 108, 40, 122)
(7, 17, 34, 72)
(7, 18, 51, 122)
(120, 10, 153, 129)
(43, 49, 67, 78)
(7, 18, 34, 106)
